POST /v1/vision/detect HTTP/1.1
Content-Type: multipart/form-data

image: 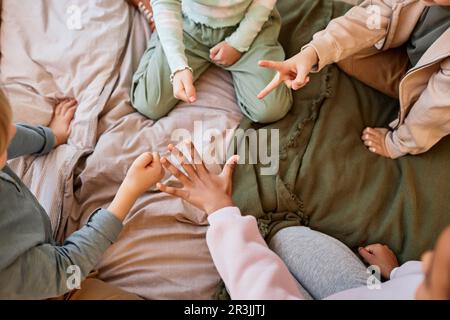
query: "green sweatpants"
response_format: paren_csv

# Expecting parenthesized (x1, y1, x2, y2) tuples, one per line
(131, 10, 293, 123)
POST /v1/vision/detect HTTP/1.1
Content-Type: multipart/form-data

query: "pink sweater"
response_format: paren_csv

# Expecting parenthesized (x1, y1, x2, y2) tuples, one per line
(206, 207, 423, 300)
(206, 207, 303, 300)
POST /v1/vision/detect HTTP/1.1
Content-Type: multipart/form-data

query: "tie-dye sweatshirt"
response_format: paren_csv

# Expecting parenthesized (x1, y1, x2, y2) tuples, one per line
(151, 0, 277, 76)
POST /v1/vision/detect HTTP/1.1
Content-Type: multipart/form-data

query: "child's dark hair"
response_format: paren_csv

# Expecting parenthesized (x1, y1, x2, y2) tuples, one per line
(0, 89, 12, 154)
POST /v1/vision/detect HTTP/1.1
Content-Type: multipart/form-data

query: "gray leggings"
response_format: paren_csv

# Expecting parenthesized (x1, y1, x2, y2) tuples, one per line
(269, 227, 369, 300)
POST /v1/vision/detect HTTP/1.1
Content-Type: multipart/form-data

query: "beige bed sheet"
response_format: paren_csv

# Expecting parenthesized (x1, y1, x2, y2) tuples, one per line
(2, 0, 242, 299)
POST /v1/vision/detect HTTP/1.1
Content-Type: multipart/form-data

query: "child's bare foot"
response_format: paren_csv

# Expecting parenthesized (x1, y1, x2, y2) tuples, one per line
(127, 0, 155, 31)
(49, 99, 77, 146)
(361, 127, 391, 158)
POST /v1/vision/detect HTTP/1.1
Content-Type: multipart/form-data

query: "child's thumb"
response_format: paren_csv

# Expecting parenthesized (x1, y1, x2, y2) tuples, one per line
(292, 67, 310, 90)
(210, 45, 220, 58)
(134, 152, 154, 168)
(184, 80, 197, 103)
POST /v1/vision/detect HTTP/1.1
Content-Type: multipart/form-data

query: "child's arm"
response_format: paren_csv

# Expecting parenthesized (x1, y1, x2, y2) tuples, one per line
(206, 207, 303, 300)
(158, 142, 303, 300)
(303, 0, 395, 72)
(151, 0, 187, 78)
(258, 0, 397, 98)
(151, 0, 197, 103)
(7, 124, 56, 160)
(7, 99, 77, 160)
(0, 152, 163, 299)
(225, 0, 277, 53)
(384, 58, 450, 158)
(209, 0, 277, 66)
(0, 208, 123, 299)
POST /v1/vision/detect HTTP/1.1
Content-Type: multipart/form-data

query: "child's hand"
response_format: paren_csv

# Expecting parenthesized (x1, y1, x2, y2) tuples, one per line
(173, 69, 197, 103)
(257, 46, 319, 99)
(210, 41, 242, 67)
(157, 142, 239, 215)
(359, 244, 400, 279)
(108, 152, 164, 221)
(122, 152, 164, 197)
(49, 98, 77, 146)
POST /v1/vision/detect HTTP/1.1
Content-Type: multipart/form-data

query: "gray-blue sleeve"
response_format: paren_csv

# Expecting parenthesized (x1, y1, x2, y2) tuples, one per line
(7, 124, 56, 160)
(0, 209, 123, 300)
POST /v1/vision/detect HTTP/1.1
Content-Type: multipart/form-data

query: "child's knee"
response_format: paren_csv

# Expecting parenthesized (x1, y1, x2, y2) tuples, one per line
(131, 83, 172, 120)
(246, 91, 293, 124)
(131, 95, 170, 121)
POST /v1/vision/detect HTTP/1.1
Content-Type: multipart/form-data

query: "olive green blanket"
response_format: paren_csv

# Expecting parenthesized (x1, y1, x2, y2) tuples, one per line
(231, 0, 450, 264)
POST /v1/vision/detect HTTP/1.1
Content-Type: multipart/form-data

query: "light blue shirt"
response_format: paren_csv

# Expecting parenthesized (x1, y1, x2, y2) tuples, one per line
(0, 124, 123, 299)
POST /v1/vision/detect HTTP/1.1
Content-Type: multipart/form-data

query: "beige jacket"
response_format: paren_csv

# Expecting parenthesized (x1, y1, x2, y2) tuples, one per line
(306, 0, 450, 158)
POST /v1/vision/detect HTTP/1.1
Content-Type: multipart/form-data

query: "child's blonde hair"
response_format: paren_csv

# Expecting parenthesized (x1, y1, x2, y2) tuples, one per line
(0, 89, 12, 154)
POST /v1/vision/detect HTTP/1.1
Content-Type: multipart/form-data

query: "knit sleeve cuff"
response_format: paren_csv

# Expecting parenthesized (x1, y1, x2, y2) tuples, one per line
(38, 126, 57, 155)
(87, 209, 123, 243)
(302, 32, 336, 73)
(225, 36, 250, 54)
(208, 207, 242, 226)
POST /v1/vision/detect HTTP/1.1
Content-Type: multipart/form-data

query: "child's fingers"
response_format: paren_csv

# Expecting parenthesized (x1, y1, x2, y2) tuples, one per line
(161, 156, 191, 185)
(257, 74, 283, 99)
(258, 60, 283, 72)
(214, 48, 224, 63)
(186, 140, 208, 175)
(133, 152, 154, 169)
(210, 45, 220, 60)
(151, 152, 161, 166)
(169, 144, 197, 178)
(150, 152, 163, 178)
(364, 244, 384, 254)
(157, 183, 189, 200)
(358, 247, 375, 263)
(183, 79, 197, 103)
(291, 66, 310, 90)
(174, 83, 189, 103)
(292, 76, 310, 91)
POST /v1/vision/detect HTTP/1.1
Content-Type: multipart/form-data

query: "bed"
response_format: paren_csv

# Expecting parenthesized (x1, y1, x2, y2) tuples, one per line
(2, 0, 449, 300)
(1, 0, 241, 299)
